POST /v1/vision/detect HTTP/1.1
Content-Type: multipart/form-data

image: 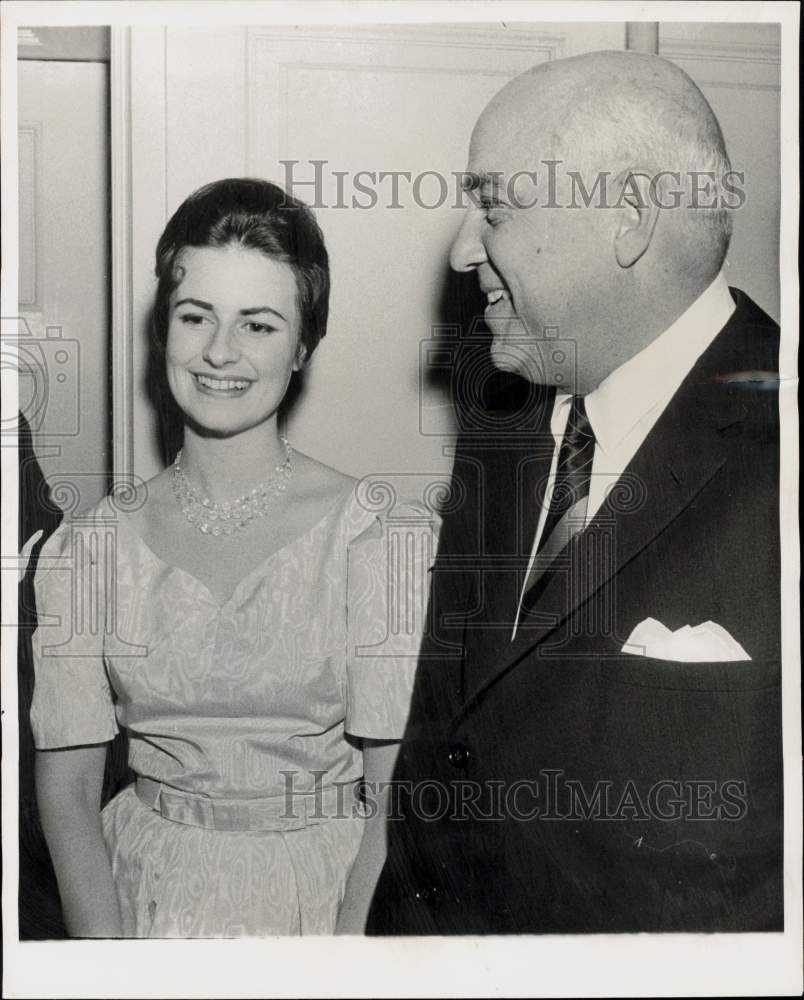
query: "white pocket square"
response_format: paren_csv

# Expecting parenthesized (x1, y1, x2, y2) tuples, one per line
(622, 617, 751, 662)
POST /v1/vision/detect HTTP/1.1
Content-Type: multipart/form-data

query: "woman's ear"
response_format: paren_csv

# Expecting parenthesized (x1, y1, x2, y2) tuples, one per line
(293, 343, 308, 371)
(613, 170, 661, 269)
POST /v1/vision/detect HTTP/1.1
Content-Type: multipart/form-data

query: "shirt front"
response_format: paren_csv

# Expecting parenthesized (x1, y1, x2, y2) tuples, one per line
(513, 271, 736, 636)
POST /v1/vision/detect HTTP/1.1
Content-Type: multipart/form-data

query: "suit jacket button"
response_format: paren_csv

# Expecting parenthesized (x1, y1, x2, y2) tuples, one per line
(447, 742, 472, 769)
(414, 886, 444, 910)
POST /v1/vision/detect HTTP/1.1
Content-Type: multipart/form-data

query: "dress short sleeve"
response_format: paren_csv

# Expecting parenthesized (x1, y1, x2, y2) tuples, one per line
(30, 516, 119, 749)
(345, 499, 439, 740)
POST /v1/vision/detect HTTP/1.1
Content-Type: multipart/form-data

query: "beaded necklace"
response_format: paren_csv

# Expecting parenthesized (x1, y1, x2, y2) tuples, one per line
(172, 437, 293, 535)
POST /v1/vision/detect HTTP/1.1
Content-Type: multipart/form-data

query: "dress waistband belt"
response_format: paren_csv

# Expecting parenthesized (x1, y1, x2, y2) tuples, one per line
(135, 776, 357, 833)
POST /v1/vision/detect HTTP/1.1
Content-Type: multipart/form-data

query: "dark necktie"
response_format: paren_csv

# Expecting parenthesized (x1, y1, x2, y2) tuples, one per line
(538, 395, 595, 551)
(520, 395, 596, 613)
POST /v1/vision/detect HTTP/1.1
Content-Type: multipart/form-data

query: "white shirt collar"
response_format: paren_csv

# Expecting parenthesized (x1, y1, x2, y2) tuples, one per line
(584, 271, 736, 454)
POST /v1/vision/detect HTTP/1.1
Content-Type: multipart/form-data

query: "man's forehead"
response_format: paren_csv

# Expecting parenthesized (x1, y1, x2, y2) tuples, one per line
(463, 145, 539, 191)
(466, 98, 548, 177)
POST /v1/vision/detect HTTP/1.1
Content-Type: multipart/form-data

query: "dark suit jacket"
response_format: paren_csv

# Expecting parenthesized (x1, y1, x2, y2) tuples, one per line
(18, 413, 66, 938)
(18, 414, 133, 939)
(368, 289, 783, 934)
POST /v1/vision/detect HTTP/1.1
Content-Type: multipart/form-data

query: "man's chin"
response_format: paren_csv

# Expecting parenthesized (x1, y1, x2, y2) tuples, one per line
(490, 340, 545, 385)
(489, 348, 526, 377)
(490, 336, 581, 392)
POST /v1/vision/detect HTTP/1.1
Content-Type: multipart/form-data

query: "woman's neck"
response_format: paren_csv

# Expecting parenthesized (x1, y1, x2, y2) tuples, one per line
(177, 420, 289, 502)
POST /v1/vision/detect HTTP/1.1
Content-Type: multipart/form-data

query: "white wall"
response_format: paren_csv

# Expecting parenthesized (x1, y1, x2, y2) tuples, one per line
(126, 21, 781, 492)
(18, 60, 110, 512)
(660, 22, 781, 321)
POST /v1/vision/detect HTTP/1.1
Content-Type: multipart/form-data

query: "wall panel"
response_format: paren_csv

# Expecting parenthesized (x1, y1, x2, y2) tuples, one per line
(129, 22, 625, 482)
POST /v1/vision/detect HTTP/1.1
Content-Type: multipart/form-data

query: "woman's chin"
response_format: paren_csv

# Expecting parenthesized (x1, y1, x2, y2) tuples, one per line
(182, 413, 258, 440)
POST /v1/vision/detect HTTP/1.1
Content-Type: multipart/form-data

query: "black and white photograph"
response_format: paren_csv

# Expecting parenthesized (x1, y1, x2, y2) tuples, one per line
(1, 1, 800, 997)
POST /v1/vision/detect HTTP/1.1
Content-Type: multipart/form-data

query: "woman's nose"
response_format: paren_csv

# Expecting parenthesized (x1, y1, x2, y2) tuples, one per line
(202, 323, 240, 367)
(449, 207, 488, 272)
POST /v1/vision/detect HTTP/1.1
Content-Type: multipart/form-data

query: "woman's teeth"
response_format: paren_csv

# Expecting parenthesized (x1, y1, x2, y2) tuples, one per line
(195, 374, 250, 391)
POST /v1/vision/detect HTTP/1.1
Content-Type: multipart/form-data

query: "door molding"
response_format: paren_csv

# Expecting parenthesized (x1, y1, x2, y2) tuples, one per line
(110, 26, 134, 484)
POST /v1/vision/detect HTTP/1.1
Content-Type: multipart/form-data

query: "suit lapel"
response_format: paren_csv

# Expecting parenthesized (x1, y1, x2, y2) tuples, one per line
(456, 427, 554, 698)
(457, 314, 751, 718)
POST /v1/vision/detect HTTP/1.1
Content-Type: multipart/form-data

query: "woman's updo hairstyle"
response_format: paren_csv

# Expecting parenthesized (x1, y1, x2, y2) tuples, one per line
(152, 177, 329, 364)
(149, 178, 329, 461)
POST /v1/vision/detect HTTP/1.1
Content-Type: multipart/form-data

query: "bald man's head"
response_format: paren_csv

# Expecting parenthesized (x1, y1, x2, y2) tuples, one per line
(452, 50, 738, 391)
(474, 50, 733, 273)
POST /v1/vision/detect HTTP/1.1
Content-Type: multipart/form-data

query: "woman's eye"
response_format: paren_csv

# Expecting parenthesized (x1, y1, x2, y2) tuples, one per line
(243, 321, 276, 335)
(178, 313, 208, 326)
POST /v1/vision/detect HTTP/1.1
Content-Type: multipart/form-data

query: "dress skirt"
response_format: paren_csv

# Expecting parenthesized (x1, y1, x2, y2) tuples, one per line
(102, 785, 366, 937)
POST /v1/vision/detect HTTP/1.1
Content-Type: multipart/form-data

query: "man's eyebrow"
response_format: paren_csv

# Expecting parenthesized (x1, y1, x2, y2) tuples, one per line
(174, 298, 286, 322)
(460, 171, 501, 193)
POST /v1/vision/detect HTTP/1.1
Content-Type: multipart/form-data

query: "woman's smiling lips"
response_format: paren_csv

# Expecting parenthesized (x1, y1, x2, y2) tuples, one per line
(193, 372, 253, 395)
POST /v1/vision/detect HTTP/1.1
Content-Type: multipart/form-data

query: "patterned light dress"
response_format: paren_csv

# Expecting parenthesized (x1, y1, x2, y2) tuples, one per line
(31, 487, 436, 937)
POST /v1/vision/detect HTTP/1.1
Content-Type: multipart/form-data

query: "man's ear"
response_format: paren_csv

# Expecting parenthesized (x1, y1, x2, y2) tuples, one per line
(613, 170, 660, 269)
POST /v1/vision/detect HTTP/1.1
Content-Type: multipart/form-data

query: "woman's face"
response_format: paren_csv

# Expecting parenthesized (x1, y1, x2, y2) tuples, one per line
(166, 244, 301, 438)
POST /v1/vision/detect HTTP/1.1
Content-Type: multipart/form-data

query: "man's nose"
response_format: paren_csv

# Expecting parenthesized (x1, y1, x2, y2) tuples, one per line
(449, 207, 488, 272)
(202, 323, 240, 367)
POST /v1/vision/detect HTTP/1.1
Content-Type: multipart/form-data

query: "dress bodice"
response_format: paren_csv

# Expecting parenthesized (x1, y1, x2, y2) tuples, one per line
(31, 487, 438, 801)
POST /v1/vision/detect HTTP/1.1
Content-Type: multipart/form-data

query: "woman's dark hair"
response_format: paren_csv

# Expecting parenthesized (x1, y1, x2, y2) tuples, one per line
(149, 178, 330, 461)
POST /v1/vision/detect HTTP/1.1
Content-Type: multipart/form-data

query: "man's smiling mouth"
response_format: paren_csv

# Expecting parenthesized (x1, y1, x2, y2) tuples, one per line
(484, 287, 512, 314)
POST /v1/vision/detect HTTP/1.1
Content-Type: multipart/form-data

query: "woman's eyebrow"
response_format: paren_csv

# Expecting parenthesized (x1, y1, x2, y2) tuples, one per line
(174, 298, 286, 322)
(239, 306, 286, 321)
(174, 297, 213, 310)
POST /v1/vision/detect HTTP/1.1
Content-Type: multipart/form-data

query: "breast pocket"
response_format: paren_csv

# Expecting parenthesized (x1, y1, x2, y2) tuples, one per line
(597, 653, 780, 693)
(591, 655, 781, 820)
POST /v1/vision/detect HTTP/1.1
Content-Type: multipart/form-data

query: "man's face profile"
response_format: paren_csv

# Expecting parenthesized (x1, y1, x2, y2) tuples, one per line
(449, 75, 629, 396)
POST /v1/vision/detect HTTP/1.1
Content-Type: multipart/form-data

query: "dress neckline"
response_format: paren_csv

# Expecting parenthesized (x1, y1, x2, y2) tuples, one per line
(115, 487, 361, 609)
